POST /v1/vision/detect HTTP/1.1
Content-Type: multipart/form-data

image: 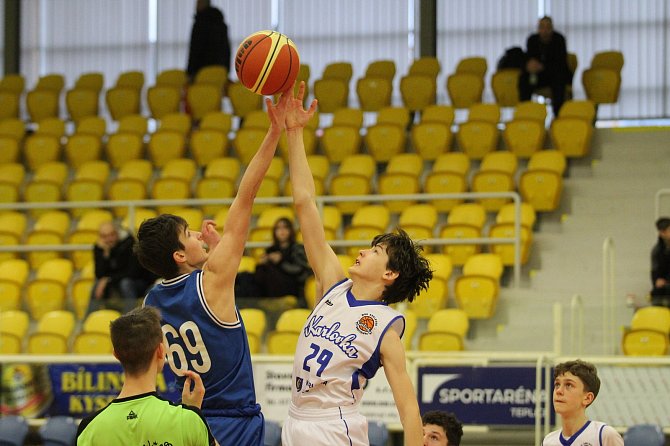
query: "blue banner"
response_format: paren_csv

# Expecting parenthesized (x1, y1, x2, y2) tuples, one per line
(418, 365, 552, 426)
(0, 363, 181, 418)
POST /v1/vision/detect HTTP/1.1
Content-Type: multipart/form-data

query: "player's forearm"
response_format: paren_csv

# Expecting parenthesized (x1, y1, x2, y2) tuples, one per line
(399, 405, 423, 446)
(236, 127, 281, 201)
(286, 128, 316, 204)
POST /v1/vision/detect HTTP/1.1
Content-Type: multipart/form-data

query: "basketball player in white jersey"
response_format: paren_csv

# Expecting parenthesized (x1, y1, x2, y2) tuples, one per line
(543, 360, 623, 446)
(281, 82, 433, 446)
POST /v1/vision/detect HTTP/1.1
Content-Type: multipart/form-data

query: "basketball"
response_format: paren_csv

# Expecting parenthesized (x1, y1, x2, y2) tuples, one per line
(235, 30, 300, 96)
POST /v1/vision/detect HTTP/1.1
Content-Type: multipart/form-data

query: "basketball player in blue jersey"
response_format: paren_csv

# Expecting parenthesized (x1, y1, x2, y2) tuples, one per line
(135, 92, 290, 446)
(542, 360, 623, 446)
(281, 82, 433, 446)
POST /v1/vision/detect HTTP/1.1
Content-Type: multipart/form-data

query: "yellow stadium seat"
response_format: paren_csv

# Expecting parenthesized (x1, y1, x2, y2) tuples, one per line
(479, 151, 517, 175)
(115, 70, 144, 91)
(0, 137, 19, 165)
(468, 103, 501, 124)
(491, 69, 521, 107)
(447, 73, 484, 109)
(108, 179, 148, 218)
(590, 51, 624, 71)
(423, 172, 467, 213)
(161, 158, 197, 182)
(399, 204, 438, 242)
(118, 159, 154, 183)
(409, 57, 441, 79)
(321, 125, 362, 163)
(350, 205, 390, 234)
(519, 169, 563, 212)
(456, 121, 498, 160)
(117, 114, 148, 135)
(71, 264, 94, 320)
(190, 129, 228, 167)
(27, 332, 69, 354)
(204, 157, 241, 182)
(365, 60, 396, 81)
(194, 65, 228, 91)
(454, 254, 503, 319)
(559, 100, 596, 122)
(503, 120, 545, 158)
(621, 306, 670, 356)
(0, 73, 25, 94)
(0, 211, 27, 241)
(35, 117, 66, 138)
(65, 133, 102, 169)
(106, 87, 141, 120)
(0, 310, 29, 353)
(275, 308, 312, 331)
(105, 132, 144, 169)
(313, 78, 348, 113)
(582, 69, 621, 104)
(151, 178, 191, 214)
(233, 128, 267, 165)
(252, 177, 280, 216)
(73, 332, 114, 354)
(77, 116, 107, 138)
(0, 117, 25, 141)
(378, 173, 420, 212)
(409, 277, 448, 319)
(322, 62, 353, 83)
(241, 110, 270, 130)
(427, 308, 469, 336)
(513, 101, 547, 122)
(148, 131, 186, 168)
(66, 88, 99, 123)
(24, 134, 62, 171)
(77, 209, 114, 232)
(496, 202, 537, 228)
(188, 83, 224, 121)
(156, 69, 187, 90)
(26, 258, 74, 320)
(471, 170, 514, 211)
(66, 180, 105, 217)
(34, 310, 76, 338)
(0, 91, 20, 120)
(400, 75, 436, 112)
(321, 206, 342, 241)
(329, 177, 370, 215)
(74, 160, 111, 186)
(0, 259, 29, 311)
(31, 210, 70, 239)
(173, 208, 204, 231)
(23, 183, 61, 219)
(26, 89, 59, 122)
(83, 309, 122, 334)
(365, 124, 406, 162)
(122, 208, 157, 233)
(528, 150, 566, 176)
(488, 223, 532, 265)
(456, 57, 487, 77)
(356, 77, 392, 111)
(266, 331, 300, 355)
(412, 122, 452, 161)
(0, 163, 24, 191)
(227, 82, 263, 119)
(159, 112, 192, 135)
(418, 308, 470, 351)
(74, 72, 104, 93)
(147, 85, 181, 119)
(67, 229, 98, 270)
(200, 111, 233, 133)
(240, 308, 267, 342)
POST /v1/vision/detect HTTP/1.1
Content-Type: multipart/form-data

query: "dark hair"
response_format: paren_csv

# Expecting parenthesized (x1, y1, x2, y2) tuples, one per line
(422, 411, 463, 446)
(371, 228, 433, 305)
(656, 217, 670, 231)
(553, 359, 601, 405)
(539, 16, 553, 25)
(273, 217, 296, 245)
(134, 214, 187, 279)
(110, 306, 164, 376)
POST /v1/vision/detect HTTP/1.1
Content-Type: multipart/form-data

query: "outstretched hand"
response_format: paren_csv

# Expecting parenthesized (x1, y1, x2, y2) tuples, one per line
(266, 90, 290, 131)
(286, 81, 318, 131)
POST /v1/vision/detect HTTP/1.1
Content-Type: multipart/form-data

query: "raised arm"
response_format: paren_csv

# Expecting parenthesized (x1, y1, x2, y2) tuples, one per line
(285, 82, 344, 300)
(202, 93, 288, 321)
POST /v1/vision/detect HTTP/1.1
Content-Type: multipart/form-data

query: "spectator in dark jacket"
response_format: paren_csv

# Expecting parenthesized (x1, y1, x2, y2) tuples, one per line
(87, 222, 157, 315)
(254, 217, 312, 302)
(651, 217, 670, 307)
(518, 16, 571, 118)
(186, 0, 232, 82)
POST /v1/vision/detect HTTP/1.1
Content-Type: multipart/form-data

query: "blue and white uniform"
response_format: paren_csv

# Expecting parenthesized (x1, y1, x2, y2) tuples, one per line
(282, 279, 405, 446)
(144, 271, 264, 446)
(543, 420, 624, 446)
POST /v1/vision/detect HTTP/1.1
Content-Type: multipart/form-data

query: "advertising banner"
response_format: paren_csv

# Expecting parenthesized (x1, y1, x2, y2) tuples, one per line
(418, 365, 550, 426)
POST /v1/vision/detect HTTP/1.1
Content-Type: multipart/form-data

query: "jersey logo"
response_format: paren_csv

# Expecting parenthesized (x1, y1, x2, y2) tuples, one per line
(325, 299, 333, 306)
(127, 410, 137, 420)
(296, 377, 303, 391)
(355, 314, 377, 335)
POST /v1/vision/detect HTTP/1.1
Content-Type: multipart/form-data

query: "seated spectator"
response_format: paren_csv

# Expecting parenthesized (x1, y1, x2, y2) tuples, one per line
(422, 410, 463, 446)
(651, 217, 670, 307)
(88, 222, 157, 315)
(76, 306, 216, 445)
(518, 16, 571, 118)
(254, 217, 312, 303)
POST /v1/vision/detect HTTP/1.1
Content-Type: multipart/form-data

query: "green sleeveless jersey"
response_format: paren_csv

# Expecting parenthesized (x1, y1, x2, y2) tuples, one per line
(76, 391, 216, 446)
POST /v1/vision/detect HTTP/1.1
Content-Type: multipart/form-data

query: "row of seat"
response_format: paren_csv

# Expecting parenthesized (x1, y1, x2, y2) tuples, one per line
(0, 308, 119, 355)
(621, 306, 670, 356)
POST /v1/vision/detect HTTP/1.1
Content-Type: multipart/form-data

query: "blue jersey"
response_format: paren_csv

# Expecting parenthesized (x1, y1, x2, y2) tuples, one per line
(144, 271, 263, 446)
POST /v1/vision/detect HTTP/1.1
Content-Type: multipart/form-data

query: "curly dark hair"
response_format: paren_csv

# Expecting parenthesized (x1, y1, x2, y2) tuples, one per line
(422, 411, 463, 446)
(553, 359, 601, 406)
(371, 228, 433, 305)
(134, 214, 187, 279)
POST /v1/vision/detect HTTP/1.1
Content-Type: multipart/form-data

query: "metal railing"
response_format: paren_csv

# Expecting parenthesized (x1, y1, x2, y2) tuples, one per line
(602, 236, 616, 354)
(0, 191, 525, 286)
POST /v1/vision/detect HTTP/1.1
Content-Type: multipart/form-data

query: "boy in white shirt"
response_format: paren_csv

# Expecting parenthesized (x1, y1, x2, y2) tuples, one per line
(543, 360, 623, 446)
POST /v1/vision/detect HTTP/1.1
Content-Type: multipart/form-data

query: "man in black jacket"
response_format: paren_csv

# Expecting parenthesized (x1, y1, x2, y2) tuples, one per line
(87, 222, 157, 315)
(518, 16, 571, 118)
(651, 217, 670, 307)
(186, 0, 231, 82)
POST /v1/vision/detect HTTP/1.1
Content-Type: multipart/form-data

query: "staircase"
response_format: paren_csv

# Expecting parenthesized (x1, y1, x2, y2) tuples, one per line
(466, 126, 670, 354)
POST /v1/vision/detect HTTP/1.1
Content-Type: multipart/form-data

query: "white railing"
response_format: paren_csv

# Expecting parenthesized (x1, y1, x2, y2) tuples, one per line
(602, 236, 616, 354)
(0, 191, 525, 286)
(654, 188, 670, 219)
(570, 294, 584, 356)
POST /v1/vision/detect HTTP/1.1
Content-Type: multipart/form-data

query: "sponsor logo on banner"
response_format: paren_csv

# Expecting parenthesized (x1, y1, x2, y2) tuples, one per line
(418, 366, 551, 426)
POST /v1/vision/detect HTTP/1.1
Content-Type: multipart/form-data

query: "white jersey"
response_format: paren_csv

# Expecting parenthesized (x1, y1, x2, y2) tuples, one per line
(543, 420, 624, 446)
(290, 279, 405, 410)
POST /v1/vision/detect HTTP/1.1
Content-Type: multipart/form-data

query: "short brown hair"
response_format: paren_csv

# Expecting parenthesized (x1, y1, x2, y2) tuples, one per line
(110, 306, 164, 376)
(554, 359, 601, 405)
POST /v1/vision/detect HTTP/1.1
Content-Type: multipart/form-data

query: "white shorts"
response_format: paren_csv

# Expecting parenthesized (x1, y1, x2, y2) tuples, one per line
(281, 403, 369, 446)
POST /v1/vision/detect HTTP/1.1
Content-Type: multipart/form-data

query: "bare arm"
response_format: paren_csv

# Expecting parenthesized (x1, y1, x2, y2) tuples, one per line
(285, 82, 344, 301)
(202, 94, 288, 321)
(381, 329, 422, 446)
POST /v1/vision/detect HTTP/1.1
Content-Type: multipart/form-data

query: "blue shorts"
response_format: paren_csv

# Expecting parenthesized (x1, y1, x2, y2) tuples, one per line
(206, 412, 265, 446)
